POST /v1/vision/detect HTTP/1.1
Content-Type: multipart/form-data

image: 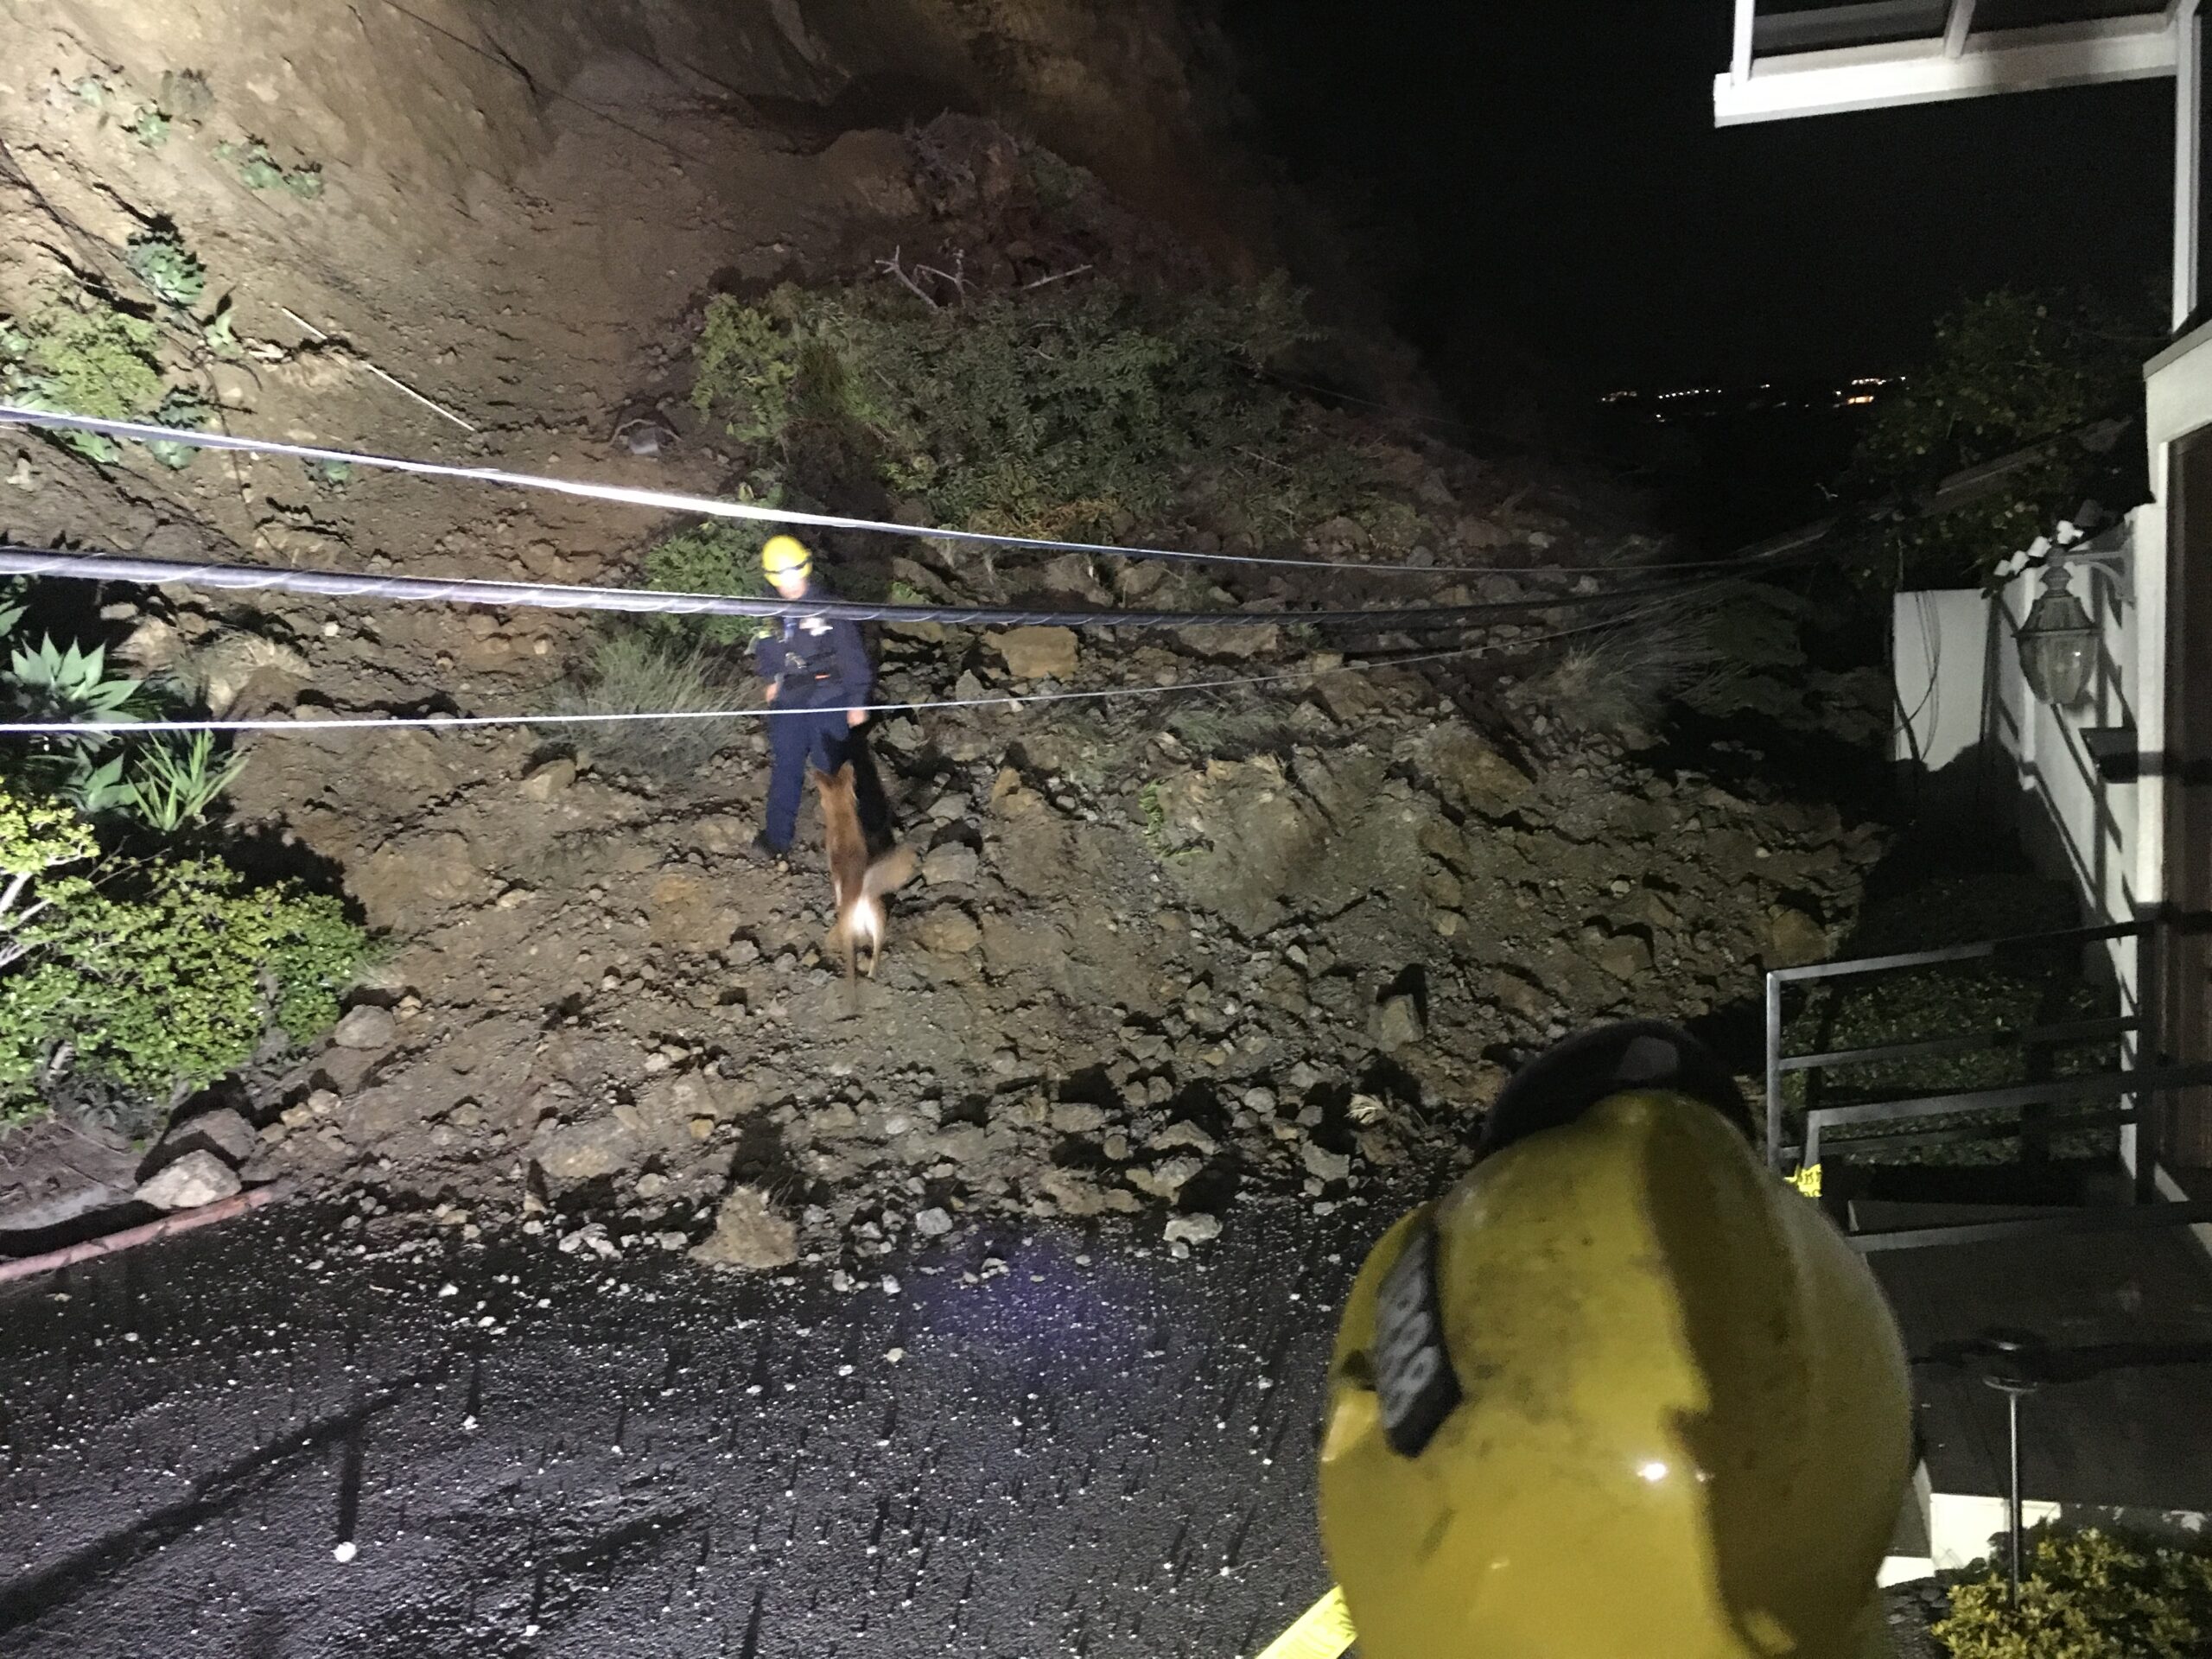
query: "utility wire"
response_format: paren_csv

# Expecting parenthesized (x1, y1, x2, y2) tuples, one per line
(0, 601, 1652, 741)
(0, 543, 1731, 632)
(0, 404, 1805, 581)
(0, 640, 1508, 739)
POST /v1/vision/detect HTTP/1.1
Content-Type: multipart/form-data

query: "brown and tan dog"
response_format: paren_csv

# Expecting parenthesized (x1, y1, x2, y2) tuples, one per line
(809, 761, 918, 1006)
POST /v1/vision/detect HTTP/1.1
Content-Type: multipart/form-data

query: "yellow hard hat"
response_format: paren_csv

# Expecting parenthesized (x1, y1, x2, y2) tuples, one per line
(760, 534, 813, 577)
(1319, 1022, 1912, 1659)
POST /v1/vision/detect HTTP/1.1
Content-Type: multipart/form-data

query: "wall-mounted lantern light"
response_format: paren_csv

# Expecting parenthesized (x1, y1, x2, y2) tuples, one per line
(2011, 531, 2131, 709)
(2015, 561, 2100, 708)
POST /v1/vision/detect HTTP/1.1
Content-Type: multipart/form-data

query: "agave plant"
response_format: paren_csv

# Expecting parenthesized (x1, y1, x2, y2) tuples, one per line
(3, 635, 149, 810)
(7, 635, 144, 723)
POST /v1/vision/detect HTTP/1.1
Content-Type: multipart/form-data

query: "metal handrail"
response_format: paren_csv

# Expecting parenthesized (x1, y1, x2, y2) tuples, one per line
(1777, 1015, 2138, 1077)
(1761, 920, 2212, 1249)
(1800, 1065, 2212, 1166)
(1763, 919, 2151, 1168)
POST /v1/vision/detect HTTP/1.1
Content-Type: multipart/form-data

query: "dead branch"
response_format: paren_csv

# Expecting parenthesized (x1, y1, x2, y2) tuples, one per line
(874, 247, 942, 311)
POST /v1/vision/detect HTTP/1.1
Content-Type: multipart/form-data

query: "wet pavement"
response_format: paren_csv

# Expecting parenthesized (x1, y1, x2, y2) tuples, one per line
(0, 1193, 1406, 1657)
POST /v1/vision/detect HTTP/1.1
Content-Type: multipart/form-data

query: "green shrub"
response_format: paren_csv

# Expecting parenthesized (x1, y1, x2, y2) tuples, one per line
(639, 522, 775, 647)
(1934, 1529, 2212, 1658)
(1847, 291, 2155, 589)
(554, 632, 745, 779)
(693, 297, 805, 444)
(145, 386, 209, 470)
(0, 836, 370, 1126)
(3, 302, 165, 462)
(1, 632, 150, 814)
(691, 273, 1319, 541)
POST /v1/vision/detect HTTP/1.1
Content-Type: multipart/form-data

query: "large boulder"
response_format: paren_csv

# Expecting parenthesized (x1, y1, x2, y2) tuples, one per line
(1153, 753, 1427, 938)
(649, 874, 739, 954)
(0, 1122, 140, 1234)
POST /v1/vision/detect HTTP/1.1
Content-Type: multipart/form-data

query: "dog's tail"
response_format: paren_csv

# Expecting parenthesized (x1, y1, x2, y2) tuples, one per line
(864, 846, 918, 900)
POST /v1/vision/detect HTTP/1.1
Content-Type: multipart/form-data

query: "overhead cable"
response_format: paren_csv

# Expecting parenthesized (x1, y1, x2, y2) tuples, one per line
(0, 544, 1726, 632)
(0, 404, 1786, 580)
(0, 639, 1510, 740)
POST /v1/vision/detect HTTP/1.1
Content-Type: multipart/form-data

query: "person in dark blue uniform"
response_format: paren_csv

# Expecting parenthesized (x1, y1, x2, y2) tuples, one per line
(748, 535, 874, 860)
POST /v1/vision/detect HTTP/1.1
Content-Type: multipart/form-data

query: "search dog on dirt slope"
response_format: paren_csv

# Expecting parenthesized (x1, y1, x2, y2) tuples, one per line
(809, 760, 918, 1007)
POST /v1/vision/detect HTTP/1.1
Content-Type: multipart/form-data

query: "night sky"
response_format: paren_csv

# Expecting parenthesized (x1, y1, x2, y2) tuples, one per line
(1220, 1, 2176, 397)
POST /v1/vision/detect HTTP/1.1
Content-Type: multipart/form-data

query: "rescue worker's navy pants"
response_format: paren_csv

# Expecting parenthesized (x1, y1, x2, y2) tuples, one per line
(763, 704, 852, 850)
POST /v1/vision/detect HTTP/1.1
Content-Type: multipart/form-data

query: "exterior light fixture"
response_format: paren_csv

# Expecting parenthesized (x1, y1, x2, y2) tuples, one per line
(2014, 560, 2100, 709)
(2009, 525, 2131, 711)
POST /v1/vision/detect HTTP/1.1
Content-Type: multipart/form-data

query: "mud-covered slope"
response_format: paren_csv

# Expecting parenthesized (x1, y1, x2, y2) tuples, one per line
(0, 0, 1890, 1270)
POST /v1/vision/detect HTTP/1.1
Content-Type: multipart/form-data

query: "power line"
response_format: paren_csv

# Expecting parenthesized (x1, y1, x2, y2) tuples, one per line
(0, 639, 1511, 740)
(0, 543, 1727, 632)
(0, 404, 1793, 581)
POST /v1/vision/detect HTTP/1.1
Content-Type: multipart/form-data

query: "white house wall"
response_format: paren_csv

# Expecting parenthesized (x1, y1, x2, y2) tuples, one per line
(1891, 589, 1992, 772)
(1891, 511, 2147, 1031)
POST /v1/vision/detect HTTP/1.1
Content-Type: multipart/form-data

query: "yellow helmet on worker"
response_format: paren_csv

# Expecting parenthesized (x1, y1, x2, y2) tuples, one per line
(1319, 1021, 1913, 1659)
(760, 534, 813, 578)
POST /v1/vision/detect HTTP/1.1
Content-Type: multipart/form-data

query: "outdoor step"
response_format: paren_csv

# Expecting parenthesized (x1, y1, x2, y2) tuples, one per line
(1850, 1198, 2085, 1232)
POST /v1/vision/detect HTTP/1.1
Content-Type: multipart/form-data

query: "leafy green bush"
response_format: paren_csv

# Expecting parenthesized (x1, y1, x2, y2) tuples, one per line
(554, 633, 745, 779)
(0, 847, 368, 1124)
(691, 274, 1321, 540)
(1934, 1529, 2212, 1658)
(1847, 291, 2155, 589)
(639, 522, 775, 647)
(3, 302, 166, 463)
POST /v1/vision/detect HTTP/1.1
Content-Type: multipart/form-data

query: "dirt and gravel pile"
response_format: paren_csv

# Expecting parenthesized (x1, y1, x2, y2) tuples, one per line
(0, 0, 1890, 1274)
(165, 575, 1880, 1279)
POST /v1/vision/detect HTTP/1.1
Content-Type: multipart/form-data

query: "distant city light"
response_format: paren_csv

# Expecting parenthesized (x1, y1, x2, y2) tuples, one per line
(1596, 375, 1899, 423)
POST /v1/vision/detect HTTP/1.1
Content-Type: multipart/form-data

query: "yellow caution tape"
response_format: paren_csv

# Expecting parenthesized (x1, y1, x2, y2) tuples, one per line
(1790, 1161, 1823, 1199)
(1257, 1586, 1357, 1659)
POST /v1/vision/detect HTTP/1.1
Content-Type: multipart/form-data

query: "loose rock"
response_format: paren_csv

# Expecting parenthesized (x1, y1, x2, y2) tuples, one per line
(1163, 1213, 1222, 1247)
(136, 1150, 243, 1211)
(921, 843, 981, 887)
(161, 1106, 258, 1166)
(690, 1187, 800, 1272)
(1371, 994, 1424, 1052)
(331, 1005, 397, 1050)
(1300, 1142, 1351, 1184)
(987, 626, 1078, 680)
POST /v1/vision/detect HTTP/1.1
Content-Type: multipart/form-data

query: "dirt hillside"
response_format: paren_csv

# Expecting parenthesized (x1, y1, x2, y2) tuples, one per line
(0, 0, 1890, 1274)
